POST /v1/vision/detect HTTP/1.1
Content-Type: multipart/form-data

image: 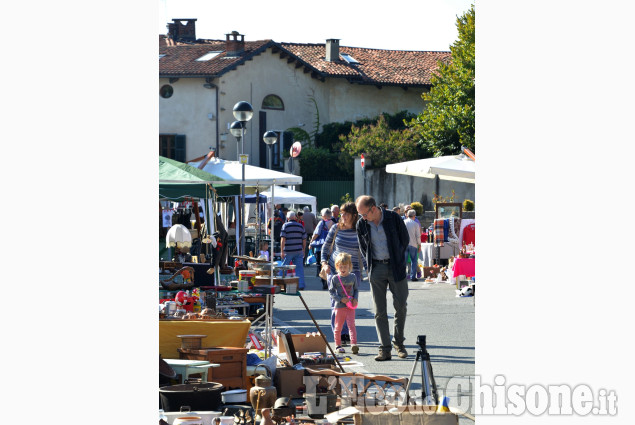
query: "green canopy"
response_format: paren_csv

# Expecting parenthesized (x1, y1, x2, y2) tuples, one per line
(159, 156, 240, 199)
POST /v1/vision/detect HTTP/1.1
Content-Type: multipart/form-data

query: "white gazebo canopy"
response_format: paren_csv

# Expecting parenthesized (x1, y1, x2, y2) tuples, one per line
(188, 156, 302, 187)
(262, 185, 317, 214)
(386, 154, 475, 183)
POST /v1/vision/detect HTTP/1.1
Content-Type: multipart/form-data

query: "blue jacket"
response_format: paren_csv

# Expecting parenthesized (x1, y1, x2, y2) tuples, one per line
(356, 208, 409, 282)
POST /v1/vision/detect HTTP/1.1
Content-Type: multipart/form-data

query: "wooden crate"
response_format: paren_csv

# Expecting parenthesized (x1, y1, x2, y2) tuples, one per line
(254, 276, 299, 293)
(178, 346, 248, 390)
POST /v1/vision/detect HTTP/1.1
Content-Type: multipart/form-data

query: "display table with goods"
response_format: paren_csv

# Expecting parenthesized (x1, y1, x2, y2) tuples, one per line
(160, 327, 468, 423)
(452, 257, 474, 279)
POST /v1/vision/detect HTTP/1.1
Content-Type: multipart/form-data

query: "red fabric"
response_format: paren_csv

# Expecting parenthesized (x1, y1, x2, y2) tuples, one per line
(452, 258, 475, 278)
(462, 223, 475, 246)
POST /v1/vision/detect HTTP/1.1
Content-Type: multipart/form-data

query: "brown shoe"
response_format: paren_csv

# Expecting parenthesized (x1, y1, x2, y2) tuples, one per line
(374, 349, 392, 361)
(394, 344, 408, 359)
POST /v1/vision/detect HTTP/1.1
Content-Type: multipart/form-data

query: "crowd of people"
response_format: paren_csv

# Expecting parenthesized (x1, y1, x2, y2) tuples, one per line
(266, 196, 425, 362)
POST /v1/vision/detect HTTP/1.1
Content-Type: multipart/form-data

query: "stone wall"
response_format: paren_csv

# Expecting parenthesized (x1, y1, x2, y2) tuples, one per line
(354, 157, 475, 213)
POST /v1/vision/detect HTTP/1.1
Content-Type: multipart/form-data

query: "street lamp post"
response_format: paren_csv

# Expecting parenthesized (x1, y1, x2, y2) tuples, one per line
(263, 131, 278, 277)
(263, 131, 278, 170)
(230, 101, 253, 257)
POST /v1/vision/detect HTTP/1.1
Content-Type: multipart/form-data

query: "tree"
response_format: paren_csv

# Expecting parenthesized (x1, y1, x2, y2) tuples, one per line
(339, 115, 419, 169)
(409, 4, 475, 155)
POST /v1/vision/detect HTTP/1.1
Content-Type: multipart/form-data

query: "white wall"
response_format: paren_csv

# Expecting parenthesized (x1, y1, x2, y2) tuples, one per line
(326, 79, 427, 124)
(354, 157, 475, 211)
(159, 77, 218, 161)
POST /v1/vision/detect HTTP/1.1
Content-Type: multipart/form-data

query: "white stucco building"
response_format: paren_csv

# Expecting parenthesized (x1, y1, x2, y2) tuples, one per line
(159, 19, 451, 169)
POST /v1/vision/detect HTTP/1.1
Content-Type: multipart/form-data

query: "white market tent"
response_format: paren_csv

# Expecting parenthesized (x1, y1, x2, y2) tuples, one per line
(385, 153, 475, 183)
(261, 185, 317, 215)
(188, 156, 302, 187)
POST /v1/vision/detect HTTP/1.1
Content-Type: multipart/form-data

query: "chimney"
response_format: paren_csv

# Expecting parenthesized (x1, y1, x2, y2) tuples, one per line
(325, 39, 340, 62)
(167, 19, 197, 42)
(226, 31, 245, 56)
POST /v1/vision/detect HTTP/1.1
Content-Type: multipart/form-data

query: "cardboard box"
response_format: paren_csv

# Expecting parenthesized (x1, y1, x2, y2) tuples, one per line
(274, 367, 305, 398)
(423, 266, 441, 278)
(278, 333, 328, 356)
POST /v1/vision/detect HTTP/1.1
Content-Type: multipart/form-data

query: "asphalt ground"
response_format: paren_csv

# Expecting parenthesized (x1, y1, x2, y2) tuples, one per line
(267, 264, 475, 423)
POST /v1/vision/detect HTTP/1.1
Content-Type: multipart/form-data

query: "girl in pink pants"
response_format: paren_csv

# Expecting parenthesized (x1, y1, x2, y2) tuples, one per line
(328, 253, 359, 354)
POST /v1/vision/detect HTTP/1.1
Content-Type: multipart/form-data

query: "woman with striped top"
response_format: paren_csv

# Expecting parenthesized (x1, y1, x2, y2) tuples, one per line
(321, 202, 367, 343)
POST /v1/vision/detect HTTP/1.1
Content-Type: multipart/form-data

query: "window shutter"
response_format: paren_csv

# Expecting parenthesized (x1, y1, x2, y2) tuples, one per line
(175, 134, 186, 162)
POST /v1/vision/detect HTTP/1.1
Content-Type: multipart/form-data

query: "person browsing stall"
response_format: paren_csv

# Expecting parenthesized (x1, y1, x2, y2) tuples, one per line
(280, 211, 307, 290)
(310, 208, 334, 289)
(404, 209, 422, 281)
(331, 205, 340, 223)
(355, 195, 410, 361)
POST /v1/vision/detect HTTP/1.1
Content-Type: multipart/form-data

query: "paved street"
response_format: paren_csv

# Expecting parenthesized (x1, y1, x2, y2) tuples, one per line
(269, 264, 475, 423)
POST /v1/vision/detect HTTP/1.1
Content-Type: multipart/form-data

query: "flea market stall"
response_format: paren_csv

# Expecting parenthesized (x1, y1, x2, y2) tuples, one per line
(386, 150, 476, 292)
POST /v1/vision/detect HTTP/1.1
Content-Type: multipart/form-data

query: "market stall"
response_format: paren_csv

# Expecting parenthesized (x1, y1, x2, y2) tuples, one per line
(190, 154, 304, 250)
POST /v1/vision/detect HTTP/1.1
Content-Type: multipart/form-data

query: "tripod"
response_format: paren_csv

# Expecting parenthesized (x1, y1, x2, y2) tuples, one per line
(405, 335, 438, 405)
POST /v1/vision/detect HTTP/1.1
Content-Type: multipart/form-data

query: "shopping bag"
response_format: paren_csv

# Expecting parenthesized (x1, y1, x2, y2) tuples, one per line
(306, 249, 317, 266)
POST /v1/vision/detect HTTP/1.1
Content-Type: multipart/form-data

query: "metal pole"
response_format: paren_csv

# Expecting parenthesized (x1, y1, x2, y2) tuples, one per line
(266, 181, 275, 359)
(240, 126, 246, 256)
(298, 295, 345, 373)
(268, 145, 272, 170)
(270, 181, 275, 286)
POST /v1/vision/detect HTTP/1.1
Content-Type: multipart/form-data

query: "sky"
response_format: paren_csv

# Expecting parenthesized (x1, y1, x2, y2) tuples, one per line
(158, 0, 474, 51)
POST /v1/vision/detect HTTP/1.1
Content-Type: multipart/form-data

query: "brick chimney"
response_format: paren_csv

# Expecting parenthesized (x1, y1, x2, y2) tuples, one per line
(325, 39, 340, 62)
(226, 31, 245, 56)
(167, 19, 197, 42)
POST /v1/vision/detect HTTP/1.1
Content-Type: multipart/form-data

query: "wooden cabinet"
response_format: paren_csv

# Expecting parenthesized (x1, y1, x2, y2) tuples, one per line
(179, 346, 248, 391)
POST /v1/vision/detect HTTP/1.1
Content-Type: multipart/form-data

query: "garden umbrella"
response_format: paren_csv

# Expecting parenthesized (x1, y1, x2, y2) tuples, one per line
(385, 153, 475, 183)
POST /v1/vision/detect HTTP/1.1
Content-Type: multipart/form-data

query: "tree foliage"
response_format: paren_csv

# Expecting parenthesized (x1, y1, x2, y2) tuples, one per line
(409, 4, 475, 155)
(298, 147, 352, 181)
(339, 115, 419, 169)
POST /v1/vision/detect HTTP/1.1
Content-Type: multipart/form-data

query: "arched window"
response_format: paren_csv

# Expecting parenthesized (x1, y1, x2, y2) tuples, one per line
(262, 94, 284, 110)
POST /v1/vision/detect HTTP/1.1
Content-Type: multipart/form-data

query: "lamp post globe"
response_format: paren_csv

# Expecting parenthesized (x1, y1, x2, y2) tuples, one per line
(263, 131, 278, 170)
(233, 101, 254, 122)
(230, 121, 244, 139)
(263, 131, 278, 145)
(231, 101, 253, 257)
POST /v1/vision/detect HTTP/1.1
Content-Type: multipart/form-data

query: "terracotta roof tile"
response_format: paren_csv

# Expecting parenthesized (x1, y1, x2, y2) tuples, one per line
(159, 37, 274, 77)
(159, 35, 450, 87)
(279, 43, 450, 86)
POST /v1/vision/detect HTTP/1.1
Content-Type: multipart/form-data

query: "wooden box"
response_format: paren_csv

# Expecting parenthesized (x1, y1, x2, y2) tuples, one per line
(178, 346, 248, 390)
(254, 276, 300, 293)
(274, 367, 305, 398)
